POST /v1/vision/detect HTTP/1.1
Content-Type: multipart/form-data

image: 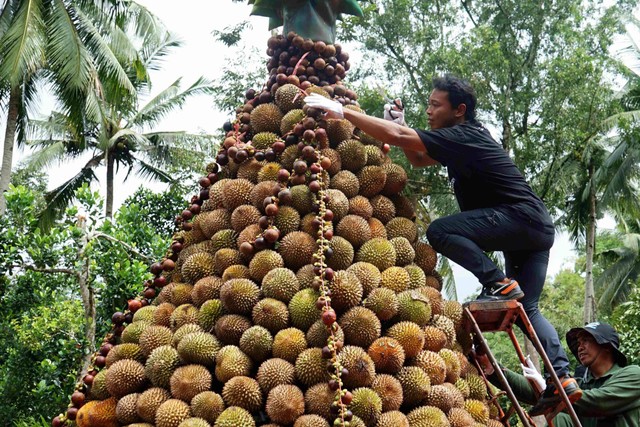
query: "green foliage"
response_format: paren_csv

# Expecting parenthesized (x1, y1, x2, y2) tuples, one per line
(611, 284, 640, 365)
(0, 183, 180, 420)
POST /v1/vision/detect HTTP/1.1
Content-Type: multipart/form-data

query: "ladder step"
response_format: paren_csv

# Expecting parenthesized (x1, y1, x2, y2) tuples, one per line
(463, 300, 522, 333)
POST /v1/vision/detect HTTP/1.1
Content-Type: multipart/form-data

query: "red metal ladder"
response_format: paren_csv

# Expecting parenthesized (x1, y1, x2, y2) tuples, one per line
(463, 300, 582, 427)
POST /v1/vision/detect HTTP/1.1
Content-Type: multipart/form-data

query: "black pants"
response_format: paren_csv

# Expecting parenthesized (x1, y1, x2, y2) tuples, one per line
(426, 206, 570, 377)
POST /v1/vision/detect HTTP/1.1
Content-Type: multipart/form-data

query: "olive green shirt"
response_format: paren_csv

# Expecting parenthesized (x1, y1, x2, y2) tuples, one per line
(499, 363, 640, 427)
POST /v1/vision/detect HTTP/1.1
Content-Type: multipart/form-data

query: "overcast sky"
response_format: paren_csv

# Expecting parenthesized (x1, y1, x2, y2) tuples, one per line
(0, 0, 590, 301)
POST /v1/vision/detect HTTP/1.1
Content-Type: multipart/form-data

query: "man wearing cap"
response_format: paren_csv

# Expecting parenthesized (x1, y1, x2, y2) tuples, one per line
(481, 322, 640, 426)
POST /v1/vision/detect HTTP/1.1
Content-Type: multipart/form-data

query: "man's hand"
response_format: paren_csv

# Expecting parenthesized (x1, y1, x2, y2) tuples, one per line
(304, 94, 344, 119)
(522, 355, 546, 392)
(383, 98, 406, 126)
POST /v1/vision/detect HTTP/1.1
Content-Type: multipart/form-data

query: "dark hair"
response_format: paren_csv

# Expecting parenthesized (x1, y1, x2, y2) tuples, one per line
(432, 75, 477, 120)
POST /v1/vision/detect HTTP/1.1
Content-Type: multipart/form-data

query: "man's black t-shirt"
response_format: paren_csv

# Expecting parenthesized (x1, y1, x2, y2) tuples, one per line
(415, 120, 554, 231)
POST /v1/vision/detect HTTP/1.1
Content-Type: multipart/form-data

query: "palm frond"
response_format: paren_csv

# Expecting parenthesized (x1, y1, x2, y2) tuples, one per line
(74, 6, 136, 95)
(124, 156, 173, 184)
(128, 77, 214, 128)
(45, 0, 94, 94)
(599, 110, 640, 133)
(106, 127, 147, 152)
(0, 0, 47, 85)
(139, 31, 182, 73)
(23, 139, 67, 170)
(38, 163, 99, 231)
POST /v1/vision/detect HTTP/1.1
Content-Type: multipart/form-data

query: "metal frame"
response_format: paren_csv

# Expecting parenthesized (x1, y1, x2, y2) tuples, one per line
(463, 300, 583, 427)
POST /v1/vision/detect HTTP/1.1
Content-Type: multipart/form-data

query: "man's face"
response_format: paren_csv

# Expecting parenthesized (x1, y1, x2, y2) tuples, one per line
(426, 89, 462, 129)
(577, 332, 604, 367)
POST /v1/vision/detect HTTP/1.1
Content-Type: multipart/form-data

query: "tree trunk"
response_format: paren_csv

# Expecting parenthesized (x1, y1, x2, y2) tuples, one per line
(0, 86, 20, 215)
(584, 164, 597, 323)
(106, 150, 114, 218)
(77, 219, 96, 379)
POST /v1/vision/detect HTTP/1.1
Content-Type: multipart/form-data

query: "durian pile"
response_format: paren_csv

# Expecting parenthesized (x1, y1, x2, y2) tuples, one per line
(53, 32, 507, 427)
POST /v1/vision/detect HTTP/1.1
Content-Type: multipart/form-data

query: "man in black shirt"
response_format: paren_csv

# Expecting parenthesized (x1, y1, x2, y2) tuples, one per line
(305, 74, 580, 401)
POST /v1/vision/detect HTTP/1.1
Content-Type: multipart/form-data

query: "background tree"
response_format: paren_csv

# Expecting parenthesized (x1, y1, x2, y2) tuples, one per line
(0, 0, 141, 215)
(24, 30, 216, 228)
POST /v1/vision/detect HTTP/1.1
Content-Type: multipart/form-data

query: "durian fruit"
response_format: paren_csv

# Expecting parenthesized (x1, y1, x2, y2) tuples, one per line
(62, 32, 492, 427)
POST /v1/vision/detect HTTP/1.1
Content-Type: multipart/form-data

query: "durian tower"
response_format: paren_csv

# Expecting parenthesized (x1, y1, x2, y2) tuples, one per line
(52, 28, 506, 427)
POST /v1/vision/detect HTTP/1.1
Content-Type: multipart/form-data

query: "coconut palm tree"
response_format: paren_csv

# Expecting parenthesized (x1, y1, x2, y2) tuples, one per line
(25, 28, 216, 230)
(0, 0, 148, 215)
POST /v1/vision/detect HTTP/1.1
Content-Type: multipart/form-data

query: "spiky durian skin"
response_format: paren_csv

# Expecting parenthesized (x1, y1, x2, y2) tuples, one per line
(136, 387, 171, 423)
(155, 399, 191, 427)
(190, 391, 224, 423)
(347, 262, 381, 297)
(466, 374, 488, 400)
(116, 392, 140, 424)
(197, 299, 224, 332)
(380, 266, 411, 293)
(329, 269, 363, 313)
(412, 350, 447, 385)
(396, 289, 432, 326)
(280, 108, 305, 134)
(177, 331, 220, 366)
(357, 165, 387, 197)
(143, 345, 179, 389)
(215, 345, 253, 383)
(219, 278, 260, 315)
(239, 326, 273, 364)
(326, 235, 355, 271)
(105, 359, 146, 398)
(288, 288, 321, 331)
(339, 306, 381, 348)
(250, 102, 283, 134)
(278, 231, 318, 271)
(272, 204, 301, 237)
(177, 418, 211, 427)
(371, 374, 404, 412)
(257, 357, 296, 394)
(272, 327, 308, 363)
(191, 276, 224, 306)
(335, 214, 371, 248)
(105, 343, 145, 368)
(295, 347, 331, 386)
(405, 264, 426, 289)
(464, 399, 490, 424)
(414, 241, 438, 274)
(367, 337, 405, 374)
(424, 384, 459, 414)
(439, 348, 462, 383)
(348, 195, 374, 220)
(170, 364, 212, 403)
(294, 414, 330, 427)
(370, 195, 396, 224)
(261, 267, 300, 303)
(396, 366, 431, 408)
(325, 188, 350, 222)
(363, 287, 398, 321)
(122, 320, 152, 344)
(330, 170, 360, 198)
(213, 406, 256, 427)
(214, 314, 252, 346)
(350, 387, 383, 426)
(356, 238, 397, 271)
(306, 319, 345, 348)
(265, 384, 306, 425)
(376, 411, 409, 427)
(252, 297, 290, 333)
(249, 249, 284, 282)
(448, 407, 476, 427)
(385, 321, 425, 358)
(221, 376, 263, 413)
(139, 325, 174, 357)
(275, 83, 304, 112)
(304, 383, 336, 420)
(390, 237, 415, 266)
(406, 406, 450, 427)
(169, 303, 199, 331)
(337, 345, 376, 389)
(337, 139, 367, 172)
